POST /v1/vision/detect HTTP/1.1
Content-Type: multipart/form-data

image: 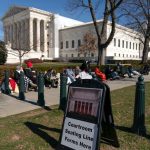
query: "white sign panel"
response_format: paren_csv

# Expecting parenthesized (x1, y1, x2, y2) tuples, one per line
(61, 117, 98, 150)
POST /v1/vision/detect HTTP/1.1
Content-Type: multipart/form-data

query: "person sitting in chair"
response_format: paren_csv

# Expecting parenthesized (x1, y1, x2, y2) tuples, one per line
(44, 68, 59, 88)
(24, 61, 37, 84)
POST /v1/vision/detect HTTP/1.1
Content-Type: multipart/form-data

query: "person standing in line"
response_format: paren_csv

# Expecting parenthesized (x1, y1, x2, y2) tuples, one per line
(76, 62, 92, 79)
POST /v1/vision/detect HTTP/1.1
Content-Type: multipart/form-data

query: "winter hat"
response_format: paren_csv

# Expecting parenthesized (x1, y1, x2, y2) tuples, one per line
(26, 61, 33, 68)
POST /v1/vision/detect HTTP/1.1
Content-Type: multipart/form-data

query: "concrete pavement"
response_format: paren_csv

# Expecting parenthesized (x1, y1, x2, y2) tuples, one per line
(106, 74, 150, 91)
(0, 74, 150, 118)
(0, 87, 60, 117)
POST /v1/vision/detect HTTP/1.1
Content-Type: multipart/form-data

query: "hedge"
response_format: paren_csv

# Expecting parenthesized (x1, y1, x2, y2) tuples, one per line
(0, 62, 84, 80)
(0, 62, 146, 81)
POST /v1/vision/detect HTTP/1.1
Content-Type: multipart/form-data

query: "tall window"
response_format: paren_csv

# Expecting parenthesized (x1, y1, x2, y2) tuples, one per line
(139, 43, 141, 50)
(136, 43, 137, 50)
(130, 42, 131, 49)
(78, 39, 81, 47)
(122, 40, 124, 48)
(71, 54, 74, 57)
(126, 41, 128, 48)
(72, 40, 74, 48)
(118, 39, 120, 47)
(133, 43, 134, 50)
(66, 41, 69, 48)
(60, 42, 63, 49)
(91, 53, 94, 57)
(114, 38, 116, 46)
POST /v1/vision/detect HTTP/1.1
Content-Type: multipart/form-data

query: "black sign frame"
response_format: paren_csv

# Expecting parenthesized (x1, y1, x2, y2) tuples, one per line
(57, 79, 107, 150)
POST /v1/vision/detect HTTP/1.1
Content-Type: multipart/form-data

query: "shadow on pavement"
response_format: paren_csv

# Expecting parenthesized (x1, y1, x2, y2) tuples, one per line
(25, 122, 60, 149)
(8, 94, 52, 111)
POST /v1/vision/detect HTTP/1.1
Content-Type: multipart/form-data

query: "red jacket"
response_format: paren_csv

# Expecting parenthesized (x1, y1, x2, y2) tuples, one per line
(95, 67, 106, 81)
(9, 78, 17, 91)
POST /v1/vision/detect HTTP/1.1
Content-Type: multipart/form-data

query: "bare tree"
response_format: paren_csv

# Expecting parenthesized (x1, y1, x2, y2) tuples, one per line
(16, 23, 31, 66)
(66, 0, 124, 66)
(120, 0, 150, 64)
(2, 11, 32, 66)
(79, 31, 97, 57)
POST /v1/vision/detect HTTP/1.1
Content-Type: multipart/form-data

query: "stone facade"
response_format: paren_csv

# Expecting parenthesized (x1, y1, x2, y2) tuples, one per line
(2, 6, 83, 63)
(59, 21, 144, 63)
(2, 6, 149, 64)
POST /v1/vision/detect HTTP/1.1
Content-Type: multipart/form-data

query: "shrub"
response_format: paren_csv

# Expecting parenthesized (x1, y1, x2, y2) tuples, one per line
(0, 41, 7, 65)
(43, 59, 61, 62)
(24, 58, 43, 64)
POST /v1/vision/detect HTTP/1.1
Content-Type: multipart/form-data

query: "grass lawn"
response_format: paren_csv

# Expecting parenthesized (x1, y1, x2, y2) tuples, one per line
(0, 83, 150, 150)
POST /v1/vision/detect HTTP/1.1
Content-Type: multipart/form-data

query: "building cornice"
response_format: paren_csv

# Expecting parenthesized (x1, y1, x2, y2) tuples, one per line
(28, 7, 52, 16)
(59, 20, 141, 35)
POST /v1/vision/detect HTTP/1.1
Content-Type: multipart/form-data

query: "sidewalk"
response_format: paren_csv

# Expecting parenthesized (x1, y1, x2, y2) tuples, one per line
(106, 74, 150, 91)
(0, 87, 60, 118)
(0, 75, 150, 118)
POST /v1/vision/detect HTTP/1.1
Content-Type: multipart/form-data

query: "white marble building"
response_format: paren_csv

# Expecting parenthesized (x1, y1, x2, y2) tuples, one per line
(59, 21, 144, 63)
(2, 6, 83, 63)
(2, 6, 148, 64)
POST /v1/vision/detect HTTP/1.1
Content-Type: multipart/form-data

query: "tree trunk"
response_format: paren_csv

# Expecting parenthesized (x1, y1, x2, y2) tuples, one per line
(97, 44, 105, 66)
(141, 36, 150, 64)
(19, 51, 22, 66)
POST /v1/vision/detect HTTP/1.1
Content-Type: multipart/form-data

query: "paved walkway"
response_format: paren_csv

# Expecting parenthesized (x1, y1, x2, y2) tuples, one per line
(0, 75, 150, 118)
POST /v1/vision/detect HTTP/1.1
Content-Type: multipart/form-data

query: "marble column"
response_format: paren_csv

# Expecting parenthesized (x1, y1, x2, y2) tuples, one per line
(5, 26, 8, 43)
(4, 26, 7, 43)
(20, 20, 25, 49)
(13, 23, 17, 49)
(40, 20, 44, 52)
(10, 25, 13, 47)
(7, 26, 10, 43)
(44, 20, 47, 52)
(16, 22, 19, 49)
(18, 22, 21, 49)
(36, 19, 40, 52)
(29, 18, 33, 50)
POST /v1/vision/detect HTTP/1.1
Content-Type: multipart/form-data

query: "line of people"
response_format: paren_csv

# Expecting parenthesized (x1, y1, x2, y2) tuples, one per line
(63, 61, 143, 84)
(0, 61, 60, 94)
(44, 68, 59, 88)
(63, 61, 107, 84)
(1, 61, 38, 94)
(105, 63, 141, 80)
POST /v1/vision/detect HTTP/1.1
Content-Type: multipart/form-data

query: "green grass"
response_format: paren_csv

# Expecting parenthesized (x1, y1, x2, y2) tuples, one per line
(0, 83, 150, 150)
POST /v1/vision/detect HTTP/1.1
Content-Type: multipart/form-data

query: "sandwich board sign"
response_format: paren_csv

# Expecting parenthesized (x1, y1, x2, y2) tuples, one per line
(57, 79, 107, 150)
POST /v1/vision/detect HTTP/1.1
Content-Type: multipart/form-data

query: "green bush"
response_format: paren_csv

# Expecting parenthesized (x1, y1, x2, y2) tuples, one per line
(0, 41, 7, 65)
(24, 58, 43, 64)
